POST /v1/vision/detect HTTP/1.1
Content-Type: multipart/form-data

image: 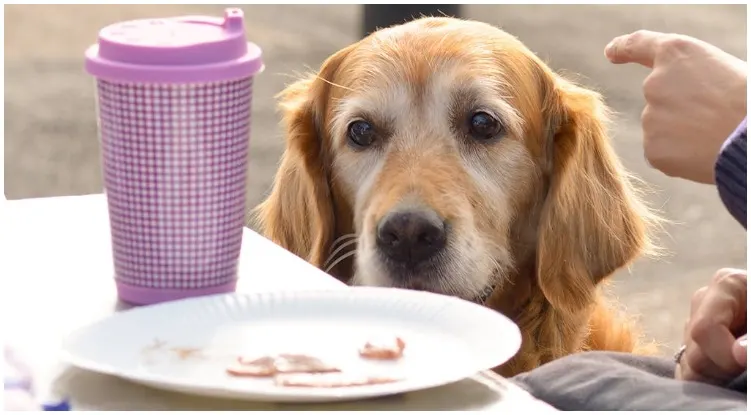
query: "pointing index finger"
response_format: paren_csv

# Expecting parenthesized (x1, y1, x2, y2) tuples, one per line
(605, 30, 666, 68)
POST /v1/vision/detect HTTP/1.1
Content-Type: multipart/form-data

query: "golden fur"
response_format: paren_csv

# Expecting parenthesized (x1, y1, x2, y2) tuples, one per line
(253, 17, 660, 376)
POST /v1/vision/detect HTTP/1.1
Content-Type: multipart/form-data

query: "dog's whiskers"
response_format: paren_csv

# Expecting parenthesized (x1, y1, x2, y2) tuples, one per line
(316, 75, 355, 92)
(330, 233, 357, 250)
(325, 249, 358, 274)
(329, 235, 357, 255)
(323, 239, 358, 271)
(323, 234, 358, 272)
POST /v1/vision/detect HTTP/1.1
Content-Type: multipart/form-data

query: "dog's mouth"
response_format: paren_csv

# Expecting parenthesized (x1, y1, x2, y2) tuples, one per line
(370, 254, 499, 304)
(325, 234, 497, 305)
(389, 278, 496, 305)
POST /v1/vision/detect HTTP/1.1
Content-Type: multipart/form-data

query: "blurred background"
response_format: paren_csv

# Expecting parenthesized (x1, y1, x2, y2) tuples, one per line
(4, 4, 747, 354)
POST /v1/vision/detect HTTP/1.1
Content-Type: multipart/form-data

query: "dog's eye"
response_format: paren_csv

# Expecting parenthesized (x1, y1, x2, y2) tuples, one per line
(347, 120, 376, 149)
(468, 112, 503, 141)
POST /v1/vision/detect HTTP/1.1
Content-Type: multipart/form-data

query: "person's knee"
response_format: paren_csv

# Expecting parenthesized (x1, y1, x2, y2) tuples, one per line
(511, 351, 667, 401)
(511, 352, 612, 392)
(512, 351, 747, 411)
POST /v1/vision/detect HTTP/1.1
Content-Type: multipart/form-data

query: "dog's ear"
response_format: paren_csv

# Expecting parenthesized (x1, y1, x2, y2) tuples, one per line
(536, 78, 659, 315)
(253, 46, 354, 268)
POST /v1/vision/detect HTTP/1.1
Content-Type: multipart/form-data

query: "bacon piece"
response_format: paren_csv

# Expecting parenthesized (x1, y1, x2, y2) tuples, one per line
(274, 372, 401, 388)
(273, 354, 340, 374)
(227, 354, 340, 378)
(358, 336, 406, 360)
(226, 356, 277, 377)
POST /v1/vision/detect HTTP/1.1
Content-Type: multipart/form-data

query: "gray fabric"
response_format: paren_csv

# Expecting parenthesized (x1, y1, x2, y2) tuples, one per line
(511, 351, 747, 411)
(726, 371, 747, 394)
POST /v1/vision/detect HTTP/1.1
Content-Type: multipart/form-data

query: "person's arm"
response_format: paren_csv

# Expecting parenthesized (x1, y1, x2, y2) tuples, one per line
(715, 117, 747, 229)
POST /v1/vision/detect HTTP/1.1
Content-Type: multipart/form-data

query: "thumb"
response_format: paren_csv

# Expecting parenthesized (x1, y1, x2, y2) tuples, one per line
(605, 30, 666, 68)
(732, 335, 747, 367)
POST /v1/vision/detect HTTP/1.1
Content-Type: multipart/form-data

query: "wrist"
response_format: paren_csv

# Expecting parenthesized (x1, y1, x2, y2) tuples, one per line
(730, 65, 747, 122)
(708, 63, 747, 184)
(713, 117, 747, 228)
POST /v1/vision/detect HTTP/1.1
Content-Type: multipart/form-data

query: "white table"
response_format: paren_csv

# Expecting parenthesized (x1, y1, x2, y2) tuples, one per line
(2, 194, 557, 411)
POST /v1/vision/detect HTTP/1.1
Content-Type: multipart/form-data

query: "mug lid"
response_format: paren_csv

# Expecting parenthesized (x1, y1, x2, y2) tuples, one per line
(85, 8, 264, 84)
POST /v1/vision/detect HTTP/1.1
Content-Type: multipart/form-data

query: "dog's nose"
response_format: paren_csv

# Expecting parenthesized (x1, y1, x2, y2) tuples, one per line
(376, 209, 447, 266)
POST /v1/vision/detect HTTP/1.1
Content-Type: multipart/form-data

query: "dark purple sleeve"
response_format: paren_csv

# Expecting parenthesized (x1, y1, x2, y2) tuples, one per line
(715, 117, 747, 229)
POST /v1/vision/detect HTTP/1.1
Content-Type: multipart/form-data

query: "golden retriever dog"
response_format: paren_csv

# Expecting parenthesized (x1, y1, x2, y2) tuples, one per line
(254, 17, 660, 376)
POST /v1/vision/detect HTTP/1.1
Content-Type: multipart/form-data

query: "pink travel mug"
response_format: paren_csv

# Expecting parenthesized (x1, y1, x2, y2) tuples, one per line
(85, 8, 264, 305)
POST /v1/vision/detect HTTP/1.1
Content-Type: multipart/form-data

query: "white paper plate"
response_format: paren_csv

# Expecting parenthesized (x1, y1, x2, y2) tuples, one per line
(60, 287, 521, 403)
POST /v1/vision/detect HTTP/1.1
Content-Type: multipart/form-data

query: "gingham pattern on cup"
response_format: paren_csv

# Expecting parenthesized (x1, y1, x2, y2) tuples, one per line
(97, 78, 253, 290)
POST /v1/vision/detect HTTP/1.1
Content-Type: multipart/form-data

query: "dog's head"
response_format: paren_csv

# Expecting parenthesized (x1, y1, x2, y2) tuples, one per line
(255, 17, 657, 314)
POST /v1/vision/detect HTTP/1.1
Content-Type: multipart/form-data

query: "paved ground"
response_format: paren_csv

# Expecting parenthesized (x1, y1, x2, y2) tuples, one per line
(5, 5, 747, 354)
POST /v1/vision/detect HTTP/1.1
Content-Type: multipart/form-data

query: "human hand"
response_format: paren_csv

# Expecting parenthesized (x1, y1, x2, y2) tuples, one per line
(676, 268, 747, 385)
(605, 30, 747, 184)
